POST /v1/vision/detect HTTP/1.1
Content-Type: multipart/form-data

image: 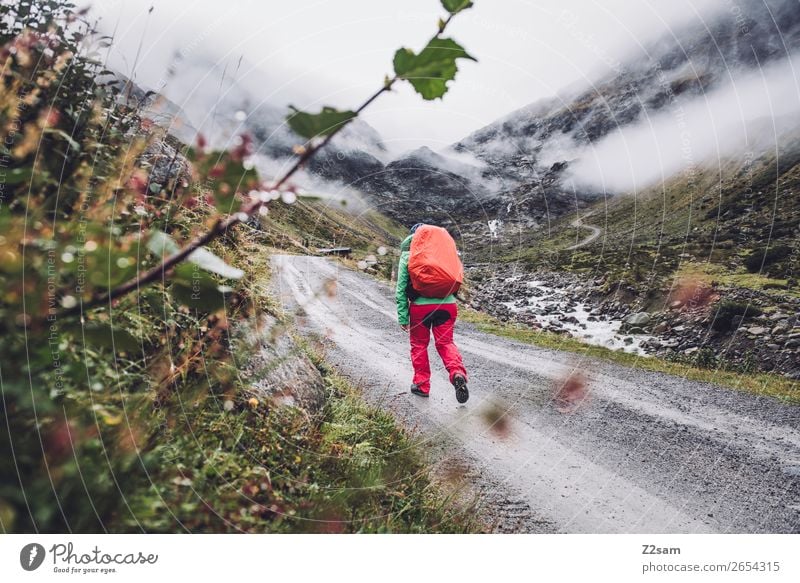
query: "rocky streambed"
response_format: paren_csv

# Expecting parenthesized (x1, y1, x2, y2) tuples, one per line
(466, 266, 800, 380)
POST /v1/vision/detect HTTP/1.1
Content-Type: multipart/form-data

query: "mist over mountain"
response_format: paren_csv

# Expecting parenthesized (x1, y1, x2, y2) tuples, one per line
(279, 0, 800, 232)
(454, 0, 800, 198)
(140, 0, 800, 235)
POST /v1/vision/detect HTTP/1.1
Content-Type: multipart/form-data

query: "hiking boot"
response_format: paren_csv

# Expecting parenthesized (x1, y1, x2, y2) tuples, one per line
(453, 374, 469, 404)
(410, 384, 429, 398)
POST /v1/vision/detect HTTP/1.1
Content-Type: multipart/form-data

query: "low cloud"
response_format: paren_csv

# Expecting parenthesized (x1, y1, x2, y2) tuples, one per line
(563, 52, 800, 193)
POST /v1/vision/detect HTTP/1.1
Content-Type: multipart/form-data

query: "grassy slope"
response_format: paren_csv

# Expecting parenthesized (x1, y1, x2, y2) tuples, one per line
(261, 195, 406, 254)
(119, 196, 479, 533)
(492, 142, 800, 303)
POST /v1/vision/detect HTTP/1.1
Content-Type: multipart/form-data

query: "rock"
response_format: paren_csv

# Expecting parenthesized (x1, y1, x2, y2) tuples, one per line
(747, 326, 768, 335)
(248, 315, 326, 413)
(624, 312, 651, 326)
(669, 300, 683, 309)
(772, 324, 790, 335)
(785, 339, 800, 349)
(141, 139, 192, 188)
(652, 321, 669, 334)
(684, 347, 699, 355)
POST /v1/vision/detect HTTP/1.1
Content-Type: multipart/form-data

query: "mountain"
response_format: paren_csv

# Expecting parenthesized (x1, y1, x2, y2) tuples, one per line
(231, 0, 800, 247)
(353, 146, 503, 225)
(454, 0, 800, 190)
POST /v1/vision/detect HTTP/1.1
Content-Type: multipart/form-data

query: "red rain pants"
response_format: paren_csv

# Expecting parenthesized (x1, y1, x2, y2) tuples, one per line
(409, 302, 467, 394)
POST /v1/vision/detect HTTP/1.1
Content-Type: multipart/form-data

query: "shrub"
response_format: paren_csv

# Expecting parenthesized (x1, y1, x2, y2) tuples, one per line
(744, 245, 791, 272)
(1, 0, 477, 533)
(0, 1, 274, 532)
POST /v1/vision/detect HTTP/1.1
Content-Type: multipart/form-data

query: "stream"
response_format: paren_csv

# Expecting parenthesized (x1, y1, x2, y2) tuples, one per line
(499, 277, 653, 355)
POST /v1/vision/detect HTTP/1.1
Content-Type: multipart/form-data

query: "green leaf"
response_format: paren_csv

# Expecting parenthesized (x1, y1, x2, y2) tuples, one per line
(441, 0, 473, 14)
(68, 321, 141, 353)
(188, 247, 244, 280)
(148, 232, 242, 279)
(43, 128, 81, 152)
(286, 106, 357, 140)
(147, 232, 180, 259)
(186, 150, 259, 215)
(88, 250, 138, 289)
(3, 167, 33, 184)
(213, 188, 238, 215)
(172, 264, 231, 312)
(393, 37, 475, 100)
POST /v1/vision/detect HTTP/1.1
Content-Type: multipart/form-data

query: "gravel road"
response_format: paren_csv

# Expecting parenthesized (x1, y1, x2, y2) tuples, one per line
(272, 255, 800, 533)
(565, 212, 602, 250)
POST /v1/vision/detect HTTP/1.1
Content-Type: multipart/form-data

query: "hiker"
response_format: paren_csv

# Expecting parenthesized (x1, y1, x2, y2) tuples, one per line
(396, 223, 469, 403)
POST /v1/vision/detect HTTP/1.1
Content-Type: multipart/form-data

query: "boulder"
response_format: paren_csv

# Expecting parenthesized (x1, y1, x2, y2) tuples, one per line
(652, 321, 669, 335)
(624, 312, 651, 327)
(247, 315, 326, 413)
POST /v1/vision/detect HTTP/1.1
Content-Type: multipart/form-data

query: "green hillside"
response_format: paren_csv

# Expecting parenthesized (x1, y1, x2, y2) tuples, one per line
(501, 140, 800, 304)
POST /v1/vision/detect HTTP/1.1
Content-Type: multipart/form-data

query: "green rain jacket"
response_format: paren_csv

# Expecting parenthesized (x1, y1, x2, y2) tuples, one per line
(395, 234, 456, 326)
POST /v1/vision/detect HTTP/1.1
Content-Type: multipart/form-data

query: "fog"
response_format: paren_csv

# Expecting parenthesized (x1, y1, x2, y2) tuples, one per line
(564, 52, 800, 193)
(89, 0, 800, 199)
(93, 0, 731, 152)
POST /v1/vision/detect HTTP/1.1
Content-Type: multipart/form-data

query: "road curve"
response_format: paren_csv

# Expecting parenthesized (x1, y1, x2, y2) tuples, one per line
(271, 255, 800, 533)
(566, 212, 602, 250)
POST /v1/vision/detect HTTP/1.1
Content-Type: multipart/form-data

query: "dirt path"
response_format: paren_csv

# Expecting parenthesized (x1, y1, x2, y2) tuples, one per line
(566, 212, 602, 250)
(271, 255, 800, 533)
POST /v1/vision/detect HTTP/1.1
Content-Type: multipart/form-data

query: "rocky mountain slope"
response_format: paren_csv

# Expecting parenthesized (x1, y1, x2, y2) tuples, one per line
(463, 129, 800, 378)
(453, 0, 800, 190)
(143, 1, 799, 246)
(186, 0, 800, 377)
(247, 0, 800, 249)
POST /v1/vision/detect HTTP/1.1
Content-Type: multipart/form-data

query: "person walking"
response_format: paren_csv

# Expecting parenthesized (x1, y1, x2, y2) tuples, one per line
(396, 223, 469, 403)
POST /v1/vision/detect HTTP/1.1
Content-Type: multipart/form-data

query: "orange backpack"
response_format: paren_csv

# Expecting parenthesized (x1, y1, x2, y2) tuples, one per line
(408, 225, 463, 298)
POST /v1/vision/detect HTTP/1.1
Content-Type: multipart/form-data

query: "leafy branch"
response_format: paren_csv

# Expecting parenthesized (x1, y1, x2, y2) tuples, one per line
(61, 0, 476, 318)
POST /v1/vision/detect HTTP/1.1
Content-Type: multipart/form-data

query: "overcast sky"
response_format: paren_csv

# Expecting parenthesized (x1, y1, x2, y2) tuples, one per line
(91, 0, 731, 154)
